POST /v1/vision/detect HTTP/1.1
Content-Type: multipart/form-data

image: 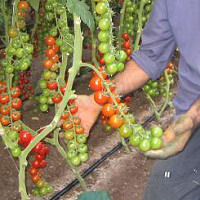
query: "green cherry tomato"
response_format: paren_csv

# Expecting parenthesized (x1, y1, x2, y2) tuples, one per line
(11, 146, 21, 157)
(115, 50, 127, 62)
(47, 97, 54, 105)
(77, 135, 87, 144)
(39, 95, 48, 104)
(98, 42, 110, 54)
(40, 104, 48, 112)
(42, 70, 52, 80)
(98, 31, 110, 42)
(24, 44, 34, 54)
(151, 137, 163, 150)
(79, 152, 89, 162)
(71, 156, 81, 166)
(151, 126, 163, 138)
(39, 186, 48, 196)
(78, 144, 88, 153)
(139, 139, 151, 152)
(5, 65, 14, 74)
(56, 38, 63, 46)
(42, 88, 50, 97)
(95, 2, 107, 15)
(46, 185, 53, 194)
(39, 80, 47, 89)
(32, 188, 40, 196)
(106, 63, 118, 75)
(16, 48, 24, 58)
(119, 124, 133, 138)
(117, 62, 125, 72)
(132, 124, 145, 135)
(129, 134, 141, 147)
(67, 149, 78, 159)
(67, 140, 77, 150)
(98, 18, 110, 31)
(8, 131, 19, 141)
(104, 53, 115, 64)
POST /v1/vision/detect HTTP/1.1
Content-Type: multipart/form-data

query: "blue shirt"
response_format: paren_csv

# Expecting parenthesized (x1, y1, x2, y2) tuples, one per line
(131, 0, 200, 114)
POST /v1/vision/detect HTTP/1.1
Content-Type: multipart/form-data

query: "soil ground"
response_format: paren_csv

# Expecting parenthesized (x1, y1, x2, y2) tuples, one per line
(0, 56, 177, 200)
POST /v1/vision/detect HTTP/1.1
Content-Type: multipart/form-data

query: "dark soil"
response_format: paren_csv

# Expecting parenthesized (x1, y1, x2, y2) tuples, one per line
(0, 56, 177, 200)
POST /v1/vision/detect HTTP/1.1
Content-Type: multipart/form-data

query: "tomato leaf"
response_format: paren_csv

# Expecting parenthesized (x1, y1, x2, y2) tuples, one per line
(27, 0, 40, 11)
(66, 0, 95, 32)
(77, 191, 111, 200)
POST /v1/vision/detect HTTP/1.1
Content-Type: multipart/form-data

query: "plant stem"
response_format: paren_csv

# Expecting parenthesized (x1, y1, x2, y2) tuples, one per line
(158, 70, 170, 117)
(117, 0, 128, 48)
(1, 0, 9, 44)
(18, 15, 84, 200)
(145, 93, 160, 121)
(134, 0, 145, 51)
(31, 10, 39, 40)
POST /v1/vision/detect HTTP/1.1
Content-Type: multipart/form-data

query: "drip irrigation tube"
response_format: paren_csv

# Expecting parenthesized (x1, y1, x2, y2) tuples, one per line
(49, 108, 165, 200)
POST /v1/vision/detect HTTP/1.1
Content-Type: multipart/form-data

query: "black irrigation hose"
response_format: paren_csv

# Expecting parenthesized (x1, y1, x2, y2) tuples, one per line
(49, 106, 170, 200)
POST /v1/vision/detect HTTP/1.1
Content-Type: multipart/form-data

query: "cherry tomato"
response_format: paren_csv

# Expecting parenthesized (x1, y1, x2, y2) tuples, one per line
(102, 103, 116, 117)
(40, 160, 47, 168)
(151, 126, 163, 138)
(139, 139, 151, 152)
(70, 105, 78, 114)
(63, 121, 73, 130)
(122, 33, 129, 41)
(29, 167, 38, 176)
(52, 93, 62, 104)
(45, 36, 55, 46)
(61, 112, 69, 120)
(119, 124, 132, 138)
(129, 134, 141, 147)
(79, 152, 89, 162)
(108, 114, 124, 129)
(19, 130, 32, 146)
(94, 91, 108, 105)
(75, 126, 84, 134)
(43, 59, 54, 69)
(151, 137, 163, 150)
(0, 116, 10, 126)
(77, 135, 87, 144)
(95, 2, 107, 15)
(0, 93, 9, 104)
(47, 81, 58, 90)
(0, 105, 10, 115)
(11, 87, 21, 98)
(45, 48, 56, 57)
(18, 1, 29, 10)
(8, 131, 19, 141)
(98, 18, 110, 31)
(11, 98, 22, 109)
(11, 146, 21, 157)
(64, 131, 74, 141)
(89, 76, 103, 91)
(71, 156, 81, 166)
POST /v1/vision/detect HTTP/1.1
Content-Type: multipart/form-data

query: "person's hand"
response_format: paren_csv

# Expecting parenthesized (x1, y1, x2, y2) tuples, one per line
(76, 94, 102, 137)
(145, 114, 194, 159)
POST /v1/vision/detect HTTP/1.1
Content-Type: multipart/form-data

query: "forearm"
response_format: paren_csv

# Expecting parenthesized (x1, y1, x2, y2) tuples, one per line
(114, 59, 149, 95)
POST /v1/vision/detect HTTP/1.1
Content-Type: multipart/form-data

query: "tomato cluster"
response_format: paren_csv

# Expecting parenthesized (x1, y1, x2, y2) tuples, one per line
(121, 33, 132, 59)
(95, 1, 127, 75)
(0, 85, 22, 126)
(12, 71, 34, 100)
(123, 0, 153, 40)
(128, 125, 163, 152)
(60, 100, 89, 166)
(143, 62, 175, 98)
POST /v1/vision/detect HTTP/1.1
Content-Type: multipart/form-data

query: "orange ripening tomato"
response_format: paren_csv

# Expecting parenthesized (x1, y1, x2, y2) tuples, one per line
(108, 114, 124, 129)
(18, 1, 30, 10)
(102, 103, 116, 117)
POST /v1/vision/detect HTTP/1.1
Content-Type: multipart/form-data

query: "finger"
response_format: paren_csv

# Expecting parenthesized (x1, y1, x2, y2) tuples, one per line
(173, 115, 193, 135)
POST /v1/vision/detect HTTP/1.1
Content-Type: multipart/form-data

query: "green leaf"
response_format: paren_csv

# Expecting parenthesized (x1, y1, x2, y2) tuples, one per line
(77, 191, 112, 200)
(66, 0, 95, 32)
(27, 0, 40, 11)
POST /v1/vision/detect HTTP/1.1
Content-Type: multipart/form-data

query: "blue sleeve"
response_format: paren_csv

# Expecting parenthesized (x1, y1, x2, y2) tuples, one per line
(131, 0, 176, 80)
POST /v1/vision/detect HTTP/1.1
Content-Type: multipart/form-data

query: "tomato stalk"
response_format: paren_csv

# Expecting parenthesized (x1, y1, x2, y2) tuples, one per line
(0, 0, 9, 45)
(145, 70, 171, 121)
(134, 0, 146, 52)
